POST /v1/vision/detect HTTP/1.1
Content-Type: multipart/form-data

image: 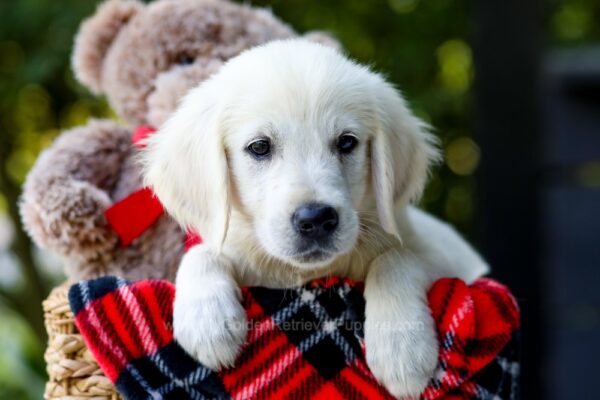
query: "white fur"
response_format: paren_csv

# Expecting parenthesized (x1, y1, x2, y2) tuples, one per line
(143, 39, 489, 398)
(173, 246, 246, 369)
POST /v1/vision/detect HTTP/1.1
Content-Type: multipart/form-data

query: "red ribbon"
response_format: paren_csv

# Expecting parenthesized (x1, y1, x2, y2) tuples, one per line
(104, 126, 202, 248)
(105, 187, 165, 247)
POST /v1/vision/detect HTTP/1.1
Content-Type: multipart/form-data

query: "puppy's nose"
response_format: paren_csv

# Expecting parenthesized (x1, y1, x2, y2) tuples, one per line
(292, 203, 339, 240)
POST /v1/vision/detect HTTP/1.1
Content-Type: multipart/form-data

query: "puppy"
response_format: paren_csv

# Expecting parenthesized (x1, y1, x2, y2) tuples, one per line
(142, 39, 489, 398)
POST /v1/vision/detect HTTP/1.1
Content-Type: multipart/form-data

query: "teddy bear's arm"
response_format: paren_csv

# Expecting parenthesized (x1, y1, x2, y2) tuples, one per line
(20, 119, 132, 262)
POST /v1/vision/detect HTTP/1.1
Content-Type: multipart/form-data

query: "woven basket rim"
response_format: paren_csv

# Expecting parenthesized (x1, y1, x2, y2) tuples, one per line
(44, 282, 122, 400)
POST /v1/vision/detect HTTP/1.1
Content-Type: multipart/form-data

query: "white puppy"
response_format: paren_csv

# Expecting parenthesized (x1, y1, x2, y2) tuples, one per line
(143, 39, 488, 398)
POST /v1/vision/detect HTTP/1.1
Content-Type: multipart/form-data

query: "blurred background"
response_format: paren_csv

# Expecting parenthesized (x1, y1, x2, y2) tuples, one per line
(0, 0, 599, 398)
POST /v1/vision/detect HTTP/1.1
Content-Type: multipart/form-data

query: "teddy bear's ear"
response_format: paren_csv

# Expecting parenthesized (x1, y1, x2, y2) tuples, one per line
(303, 31, 343, 52)
(72, 0, 143, 94)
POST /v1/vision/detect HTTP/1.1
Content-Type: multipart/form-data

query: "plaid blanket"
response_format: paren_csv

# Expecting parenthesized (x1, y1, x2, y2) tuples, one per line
(69, 276, 520, 400)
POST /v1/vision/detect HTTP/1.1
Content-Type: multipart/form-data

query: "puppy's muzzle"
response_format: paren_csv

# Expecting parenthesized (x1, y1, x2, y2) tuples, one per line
(292, 203, 339, 242)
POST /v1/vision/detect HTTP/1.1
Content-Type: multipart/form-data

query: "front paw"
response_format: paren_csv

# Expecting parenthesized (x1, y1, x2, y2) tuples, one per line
(365, 316, 438, 399)
(173, 289, 247, 370)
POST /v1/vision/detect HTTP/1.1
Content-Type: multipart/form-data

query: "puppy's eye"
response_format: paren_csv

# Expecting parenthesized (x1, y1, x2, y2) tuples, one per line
(336, 133, 358, 154)
(247, 139, 271, 158)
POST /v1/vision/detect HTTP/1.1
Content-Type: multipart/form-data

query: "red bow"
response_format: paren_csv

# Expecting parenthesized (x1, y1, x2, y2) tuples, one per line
(104, 126, 202, 249)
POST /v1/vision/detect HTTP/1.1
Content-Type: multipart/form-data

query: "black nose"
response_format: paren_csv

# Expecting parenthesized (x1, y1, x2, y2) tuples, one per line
(292, 203, 339, 240)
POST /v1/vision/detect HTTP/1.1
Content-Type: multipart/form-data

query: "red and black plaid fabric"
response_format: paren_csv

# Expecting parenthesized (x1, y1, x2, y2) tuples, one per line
(69, 276, 520, 400)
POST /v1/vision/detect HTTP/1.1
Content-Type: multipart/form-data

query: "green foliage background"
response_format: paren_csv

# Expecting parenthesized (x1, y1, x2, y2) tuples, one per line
(0, 0, 598, 398)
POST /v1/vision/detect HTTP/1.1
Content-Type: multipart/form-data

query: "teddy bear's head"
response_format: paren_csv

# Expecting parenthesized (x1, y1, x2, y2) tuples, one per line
(73, 0, 338, 127)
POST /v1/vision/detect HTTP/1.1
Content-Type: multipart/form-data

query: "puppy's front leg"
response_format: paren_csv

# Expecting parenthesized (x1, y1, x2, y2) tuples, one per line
(173, 246, 247, 370)
(364, 251, 438, 399)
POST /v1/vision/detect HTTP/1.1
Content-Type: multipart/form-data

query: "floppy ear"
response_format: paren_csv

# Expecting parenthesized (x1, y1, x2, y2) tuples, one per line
(72, 0, 143, 94)
(142, 82, 230, 249)
(371, 82, 440, 238)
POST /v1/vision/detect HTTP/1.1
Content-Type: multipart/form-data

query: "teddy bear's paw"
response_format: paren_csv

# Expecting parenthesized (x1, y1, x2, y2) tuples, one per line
(173, 289, 247, 371)
(364, 314, 438, 399)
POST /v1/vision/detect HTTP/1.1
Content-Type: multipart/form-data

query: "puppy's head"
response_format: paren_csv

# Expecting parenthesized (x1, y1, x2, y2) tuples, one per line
(143, 40, 438, 269)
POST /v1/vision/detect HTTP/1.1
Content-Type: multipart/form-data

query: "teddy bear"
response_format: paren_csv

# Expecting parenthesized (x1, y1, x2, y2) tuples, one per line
(20, 0, 339, 281)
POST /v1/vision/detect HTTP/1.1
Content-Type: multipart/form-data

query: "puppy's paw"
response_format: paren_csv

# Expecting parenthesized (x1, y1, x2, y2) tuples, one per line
(365, 313, 438, 399)
(173, 287, 247, 370)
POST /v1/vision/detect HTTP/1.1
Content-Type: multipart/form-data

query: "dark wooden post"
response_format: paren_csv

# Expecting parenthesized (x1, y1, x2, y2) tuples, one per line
(473, 1, 544, 398)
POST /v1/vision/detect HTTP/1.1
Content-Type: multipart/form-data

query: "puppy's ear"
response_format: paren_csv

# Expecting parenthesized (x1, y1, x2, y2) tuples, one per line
(371, 82, 440, 237)
(142, 82, 230, 249)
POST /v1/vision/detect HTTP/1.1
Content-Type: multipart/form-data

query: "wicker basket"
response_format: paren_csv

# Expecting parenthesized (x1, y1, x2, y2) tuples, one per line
(43, 283, 121, 400)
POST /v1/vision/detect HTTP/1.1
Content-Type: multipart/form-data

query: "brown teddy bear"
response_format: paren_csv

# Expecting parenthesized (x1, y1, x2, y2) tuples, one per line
(20, 0, 338, 281)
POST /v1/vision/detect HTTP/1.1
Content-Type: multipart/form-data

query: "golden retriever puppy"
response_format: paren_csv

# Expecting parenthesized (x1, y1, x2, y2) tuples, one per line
(142, 39, 488, 398)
